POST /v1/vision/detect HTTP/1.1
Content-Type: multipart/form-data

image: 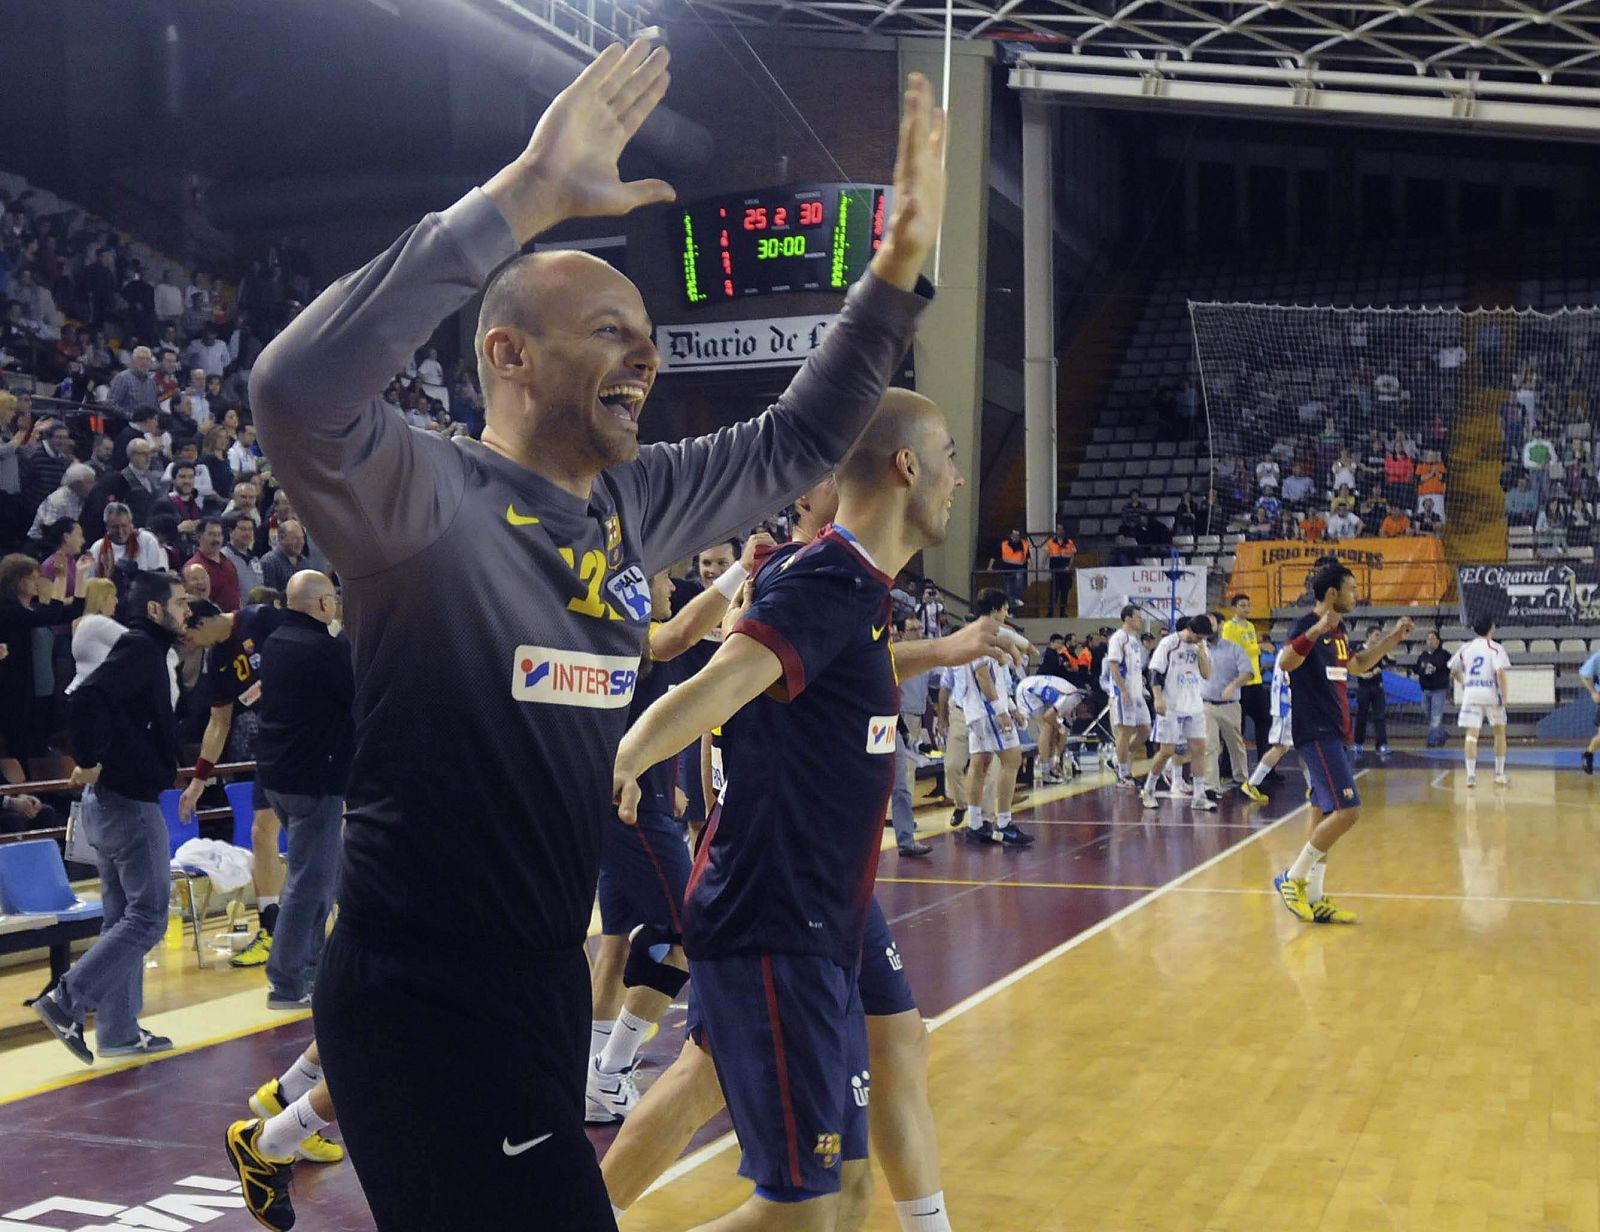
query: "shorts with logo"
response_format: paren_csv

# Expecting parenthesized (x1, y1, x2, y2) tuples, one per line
(857, 898, 915, 1017)
(1268, 711, 1294, 748)
(692, 952, 870, 1198)
(597, 810, 691, 936)
(1154, 710, 1204, 746)
(1459, 703, 1507, 730)
(1110, 684, 1151, 729)
(965, 706, 1022, 756)
(1299, 737, 1360, 813)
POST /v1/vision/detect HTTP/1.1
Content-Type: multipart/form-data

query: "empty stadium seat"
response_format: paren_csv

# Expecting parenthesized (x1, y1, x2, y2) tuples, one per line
(1529, 639, 1559, 655)
(0, 841, 103, 925)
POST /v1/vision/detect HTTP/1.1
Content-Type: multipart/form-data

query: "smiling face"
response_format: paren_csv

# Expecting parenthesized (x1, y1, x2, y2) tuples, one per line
(478, 252, 658, 474)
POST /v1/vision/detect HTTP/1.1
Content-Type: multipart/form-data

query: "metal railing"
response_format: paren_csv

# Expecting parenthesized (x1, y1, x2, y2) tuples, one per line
(0, 760, 257, 846)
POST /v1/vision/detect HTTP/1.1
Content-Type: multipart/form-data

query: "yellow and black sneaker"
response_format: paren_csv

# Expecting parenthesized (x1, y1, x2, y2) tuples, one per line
(1310, 896, 1358, 925)
(230, 929, 272, 968)
(249, 1079, 345, 1164)
(225, 1118, 296, 1230)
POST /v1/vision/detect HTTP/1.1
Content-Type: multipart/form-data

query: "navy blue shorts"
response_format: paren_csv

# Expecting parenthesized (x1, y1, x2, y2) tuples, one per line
(1299, 737, 1360, 814)
(597, 811, 690, 936)
(692, 953, 869, 1199)
(857, 898, 915, 1017)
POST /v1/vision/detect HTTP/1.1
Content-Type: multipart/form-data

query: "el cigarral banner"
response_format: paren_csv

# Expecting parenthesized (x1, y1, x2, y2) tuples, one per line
(1229, 538, 1450, 610)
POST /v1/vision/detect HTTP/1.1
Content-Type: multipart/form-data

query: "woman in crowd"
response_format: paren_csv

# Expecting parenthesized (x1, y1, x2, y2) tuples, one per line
(200, 426, 236, 505)
(67, 576, 123, 695)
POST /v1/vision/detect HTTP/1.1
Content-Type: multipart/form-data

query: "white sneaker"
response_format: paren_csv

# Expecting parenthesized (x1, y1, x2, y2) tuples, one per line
(1465, 774, 1476, 788)
(1192, 796, 1218, 812)
(1494, 773, 1509, 786)
(584, 1056, 640, 1123)
(1140, 787, 1158, 811)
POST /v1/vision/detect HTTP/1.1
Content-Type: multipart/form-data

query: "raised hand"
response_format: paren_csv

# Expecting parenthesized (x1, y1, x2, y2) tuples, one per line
(869, 73, 949, 291)
(484, 38, 676, 242)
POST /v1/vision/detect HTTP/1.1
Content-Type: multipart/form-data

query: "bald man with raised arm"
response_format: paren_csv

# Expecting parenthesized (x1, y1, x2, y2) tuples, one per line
(244, 43, 946, 1231)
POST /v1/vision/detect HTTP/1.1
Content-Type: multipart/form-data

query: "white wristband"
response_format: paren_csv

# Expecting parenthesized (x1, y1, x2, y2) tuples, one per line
(713, 562, 749, 601)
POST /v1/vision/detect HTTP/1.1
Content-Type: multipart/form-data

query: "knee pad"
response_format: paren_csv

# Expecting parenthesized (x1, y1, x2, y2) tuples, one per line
(624, 923, 689, 998)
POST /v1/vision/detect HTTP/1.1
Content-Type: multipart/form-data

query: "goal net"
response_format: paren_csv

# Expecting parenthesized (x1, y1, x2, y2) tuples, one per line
(1188, 302, 1600, 610)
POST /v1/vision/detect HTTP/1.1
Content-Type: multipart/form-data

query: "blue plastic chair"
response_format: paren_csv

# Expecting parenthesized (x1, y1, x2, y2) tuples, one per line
(225, 780, 286, 853)
(0, 840, 104, 924)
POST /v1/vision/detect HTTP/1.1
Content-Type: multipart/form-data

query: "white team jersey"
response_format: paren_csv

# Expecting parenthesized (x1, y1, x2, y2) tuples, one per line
(959, 657, 1008, 723)
(1102, 628, 1146, 692)
(1015, 676, 1082, 720)
(1149, 633, 1205, 716)
(1450, 637, 1511, 707)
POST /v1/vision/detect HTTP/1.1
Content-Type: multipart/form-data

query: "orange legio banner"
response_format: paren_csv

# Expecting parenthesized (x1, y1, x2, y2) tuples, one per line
(1229, 538, 1451, 610)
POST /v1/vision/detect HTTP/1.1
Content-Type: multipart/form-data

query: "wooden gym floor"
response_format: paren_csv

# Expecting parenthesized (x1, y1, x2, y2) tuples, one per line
(1, 752, 1597, 1231)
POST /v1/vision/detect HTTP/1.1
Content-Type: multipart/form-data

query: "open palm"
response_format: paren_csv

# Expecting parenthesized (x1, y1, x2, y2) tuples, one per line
(524, 39, 676, 221)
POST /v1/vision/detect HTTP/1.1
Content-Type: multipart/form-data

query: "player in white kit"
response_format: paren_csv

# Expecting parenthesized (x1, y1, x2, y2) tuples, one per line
(1103, 604, 1150, 787)
(1240, 654, 1294, 802)
(1142, 615, 1214, 812)
(1450, 615, 1512, 786)
(1015, 675, 1084, 784)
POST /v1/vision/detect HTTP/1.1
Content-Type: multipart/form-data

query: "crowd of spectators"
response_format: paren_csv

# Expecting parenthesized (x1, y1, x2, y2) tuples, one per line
(0, 178, 496, 804)
(1184, 309, 1600, 555)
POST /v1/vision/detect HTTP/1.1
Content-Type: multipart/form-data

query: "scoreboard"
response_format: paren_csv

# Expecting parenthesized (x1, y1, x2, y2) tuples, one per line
(675, 183, 891, 308)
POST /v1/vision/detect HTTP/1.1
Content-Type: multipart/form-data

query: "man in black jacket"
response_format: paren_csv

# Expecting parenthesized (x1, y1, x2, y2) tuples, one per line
(1415, 629, 1452, 747)
(255, 570, 352, 1010)
(33, 571, 190, 1064)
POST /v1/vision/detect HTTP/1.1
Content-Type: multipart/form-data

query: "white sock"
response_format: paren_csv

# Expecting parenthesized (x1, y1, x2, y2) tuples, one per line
(965, 806, 984, 831)
(613, 1205, 627, 1223)
(257, 1092, 330, 1161)
(599, 1008, 651, 1074)
(997, 812, 1012, 828)
(258, 895, 279, 910)
(1307, 856, 1327, 902)
(1464, 746, 1476, 774)
(1495, 754, 1506, 775)
(1119, 761, 1131, 778)
(590, 1020, 614, 1058)
(895, 1192, 953, 1231)
(1248, 760, 1270, 788)
(278, 1053, 322, 1103)
(1286, 842, 1325, 882)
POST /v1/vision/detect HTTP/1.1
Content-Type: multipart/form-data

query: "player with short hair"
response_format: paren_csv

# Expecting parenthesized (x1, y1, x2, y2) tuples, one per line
(1102, 603, 1150, 787)
(1450, 616, 1511, 787)
(238, 51, 950, 1232)
(1271, 562, 1412, 924)
(175, 598, 286, 973)
(612, 389, 964, 1231)
(1142, 615, 1214, 812)
(1015, 673, 1083, 784)
(1239, 652, 1293, 803)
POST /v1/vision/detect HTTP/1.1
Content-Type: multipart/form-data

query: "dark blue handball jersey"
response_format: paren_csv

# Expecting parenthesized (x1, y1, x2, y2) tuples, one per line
(1286, 610, 1354, 747)
(206, 603, 286, 707)
(683, 528, 900, 970)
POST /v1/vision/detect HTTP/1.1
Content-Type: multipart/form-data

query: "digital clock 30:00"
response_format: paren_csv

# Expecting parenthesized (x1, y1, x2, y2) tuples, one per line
(756, 235, 808, 260)
(673, 182, 890, 308)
